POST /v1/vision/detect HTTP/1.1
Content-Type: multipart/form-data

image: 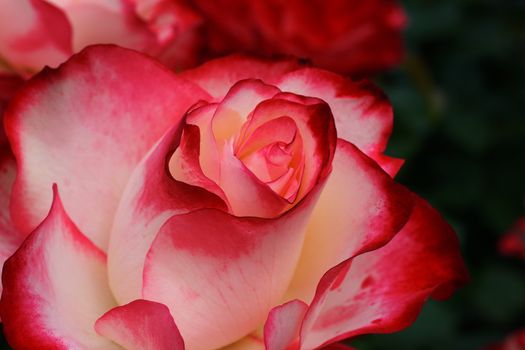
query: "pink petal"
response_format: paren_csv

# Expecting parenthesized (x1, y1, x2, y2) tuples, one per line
(107, 122, 227, 305)
(142, 188, 324, 350)
(5, 45, 210, 250)
(95, 299, 184, 350)
(264, 300, 308, 350)
(277, 68, 400, 174)
(300, 196, 468, 349)
(180, 55, 299, 101)
(0, 0, 72, 75)
(0, 186, 118, 349)
(211, 79, 280, 143)
(222, 336, 265, 350)
(217, 142, 290, 217)
(48, 0, 157, 54)
(169, 123, 228, 204)
(284, 139, 413, 303)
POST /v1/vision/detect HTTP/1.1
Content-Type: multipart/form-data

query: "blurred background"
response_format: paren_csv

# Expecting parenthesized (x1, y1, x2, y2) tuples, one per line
(353, 0, 525, 349)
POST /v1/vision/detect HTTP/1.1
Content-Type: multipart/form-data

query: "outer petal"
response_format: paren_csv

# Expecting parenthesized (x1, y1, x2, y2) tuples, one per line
(277, 68, 399, 174)
(141, 187, 324, 350)
(300, 197, 468, 349)
(108, 122, 227, 305)
(0, 186, 119, 349)
(0, 0, 72, 74)
(95, 299, 184, 350)
(46, 0, 157, 54)
(284, 139, 413, 303)
(264, 300, 308, 350)
(180, 55, 299, 101)
(5, 45, 210, 250)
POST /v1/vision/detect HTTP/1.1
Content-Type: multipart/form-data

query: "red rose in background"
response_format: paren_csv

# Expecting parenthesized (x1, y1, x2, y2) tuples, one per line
(0, 46, 466, 349)
(0, 0, 201, 76)
(486, 330, 525, 350)
(487, 215, 525, 350)
(500, 216, 525, 259)
(189, 0, 406, 75)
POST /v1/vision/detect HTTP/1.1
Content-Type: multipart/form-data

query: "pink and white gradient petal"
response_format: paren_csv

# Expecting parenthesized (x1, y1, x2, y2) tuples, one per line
(45, 0, 157, 55)
(277, 68, 401, 176)
(5, 45, 210, 250)
(299, 197, 468, 349)
(0, 0, 72, 75)
(141, 187, 324, 350)
(108, 122, 227, 305)
(180, 55, 299, 101)
(0, 186, 119, 349)
(284, 139, 413, 303)
(95, 299, 184, 350)
(264, 300, 308, 350)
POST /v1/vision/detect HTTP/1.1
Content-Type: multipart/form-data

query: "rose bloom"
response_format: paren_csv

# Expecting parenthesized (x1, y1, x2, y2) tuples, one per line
(188, 0, 406, 75)
(0, 0, 200, 76)
(0, 46, 467, 349)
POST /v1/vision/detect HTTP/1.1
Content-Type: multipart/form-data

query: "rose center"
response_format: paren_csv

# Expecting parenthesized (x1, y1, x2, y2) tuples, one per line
(234, 116, 304, 202)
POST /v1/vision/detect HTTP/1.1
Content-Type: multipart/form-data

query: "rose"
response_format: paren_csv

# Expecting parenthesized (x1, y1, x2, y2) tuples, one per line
(188, 0, 406, 75)
(0, 45, 467, 349)
(0, 0, 200, 76)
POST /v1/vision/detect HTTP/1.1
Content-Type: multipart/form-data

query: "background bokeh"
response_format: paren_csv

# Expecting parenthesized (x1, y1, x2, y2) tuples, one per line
(353, 0, 525, 349)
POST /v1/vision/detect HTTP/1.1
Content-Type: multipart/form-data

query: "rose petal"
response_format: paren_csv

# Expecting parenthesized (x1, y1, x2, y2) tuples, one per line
(0, 0, 72, 73)
(300, 196, 468, 349)
(142, 187, 323, 350)
(212, 79, 280, 142)
(46, 0, 158, 54)
(264, 300, 308, 350)
(0, 0, 72, 75)
(169, 123, 229, 204)
(221, 336, 265, 350)
(0, 186, 119, 349)
(218, 143, 290, 217)
(5, 45, 210, 250)
(95, 299, 184, 350)
(108, 122, 227, 305)
(277, 68, 400, 175)
(284, 139, 413, 303)
(180, 55, 299, 101)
